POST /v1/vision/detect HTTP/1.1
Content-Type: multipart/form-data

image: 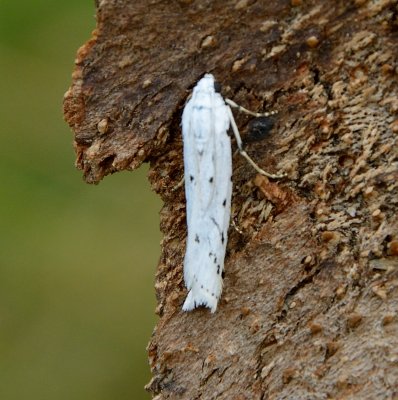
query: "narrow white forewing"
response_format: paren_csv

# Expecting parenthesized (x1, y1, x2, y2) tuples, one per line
(181, 74, 232, 313)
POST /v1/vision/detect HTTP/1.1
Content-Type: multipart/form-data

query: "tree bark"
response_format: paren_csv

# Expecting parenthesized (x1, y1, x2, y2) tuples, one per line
(64, 1, 398, 399)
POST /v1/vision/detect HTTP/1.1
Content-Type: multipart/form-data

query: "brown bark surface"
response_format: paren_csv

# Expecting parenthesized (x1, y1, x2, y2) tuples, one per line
(64, 1, 398, 399)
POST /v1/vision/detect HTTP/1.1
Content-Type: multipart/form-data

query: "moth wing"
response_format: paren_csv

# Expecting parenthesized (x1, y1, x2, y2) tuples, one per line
(182, 91, 232, 313)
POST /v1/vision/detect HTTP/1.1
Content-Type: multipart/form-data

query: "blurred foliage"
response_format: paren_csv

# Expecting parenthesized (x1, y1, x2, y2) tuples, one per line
(0, 1, 162, 399)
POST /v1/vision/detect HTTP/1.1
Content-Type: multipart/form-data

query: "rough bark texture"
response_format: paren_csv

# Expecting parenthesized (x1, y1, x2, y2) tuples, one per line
(64, 0, 398, 399)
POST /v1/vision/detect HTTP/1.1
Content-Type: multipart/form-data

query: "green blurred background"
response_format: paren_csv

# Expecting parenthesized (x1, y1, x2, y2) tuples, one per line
(0, 1, 161, 399)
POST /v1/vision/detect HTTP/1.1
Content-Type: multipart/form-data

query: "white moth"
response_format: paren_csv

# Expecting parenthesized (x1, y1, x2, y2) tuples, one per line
(181, 73, 283, 313)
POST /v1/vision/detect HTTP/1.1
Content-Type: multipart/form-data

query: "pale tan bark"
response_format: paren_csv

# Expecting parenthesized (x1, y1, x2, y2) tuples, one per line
(64, 1, 398, 399)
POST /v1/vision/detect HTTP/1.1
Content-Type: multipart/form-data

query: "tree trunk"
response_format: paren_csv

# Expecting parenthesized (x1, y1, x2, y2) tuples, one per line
(64, 1, 398, 398)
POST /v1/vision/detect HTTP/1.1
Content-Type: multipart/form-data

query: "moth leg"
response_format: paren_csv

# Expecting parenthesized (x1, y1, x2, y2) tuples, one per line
(172, 175, 185, 191)
(225, 98, 278, 118)
(231, 217, 244, 235)
(226, 105, 286, 179)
